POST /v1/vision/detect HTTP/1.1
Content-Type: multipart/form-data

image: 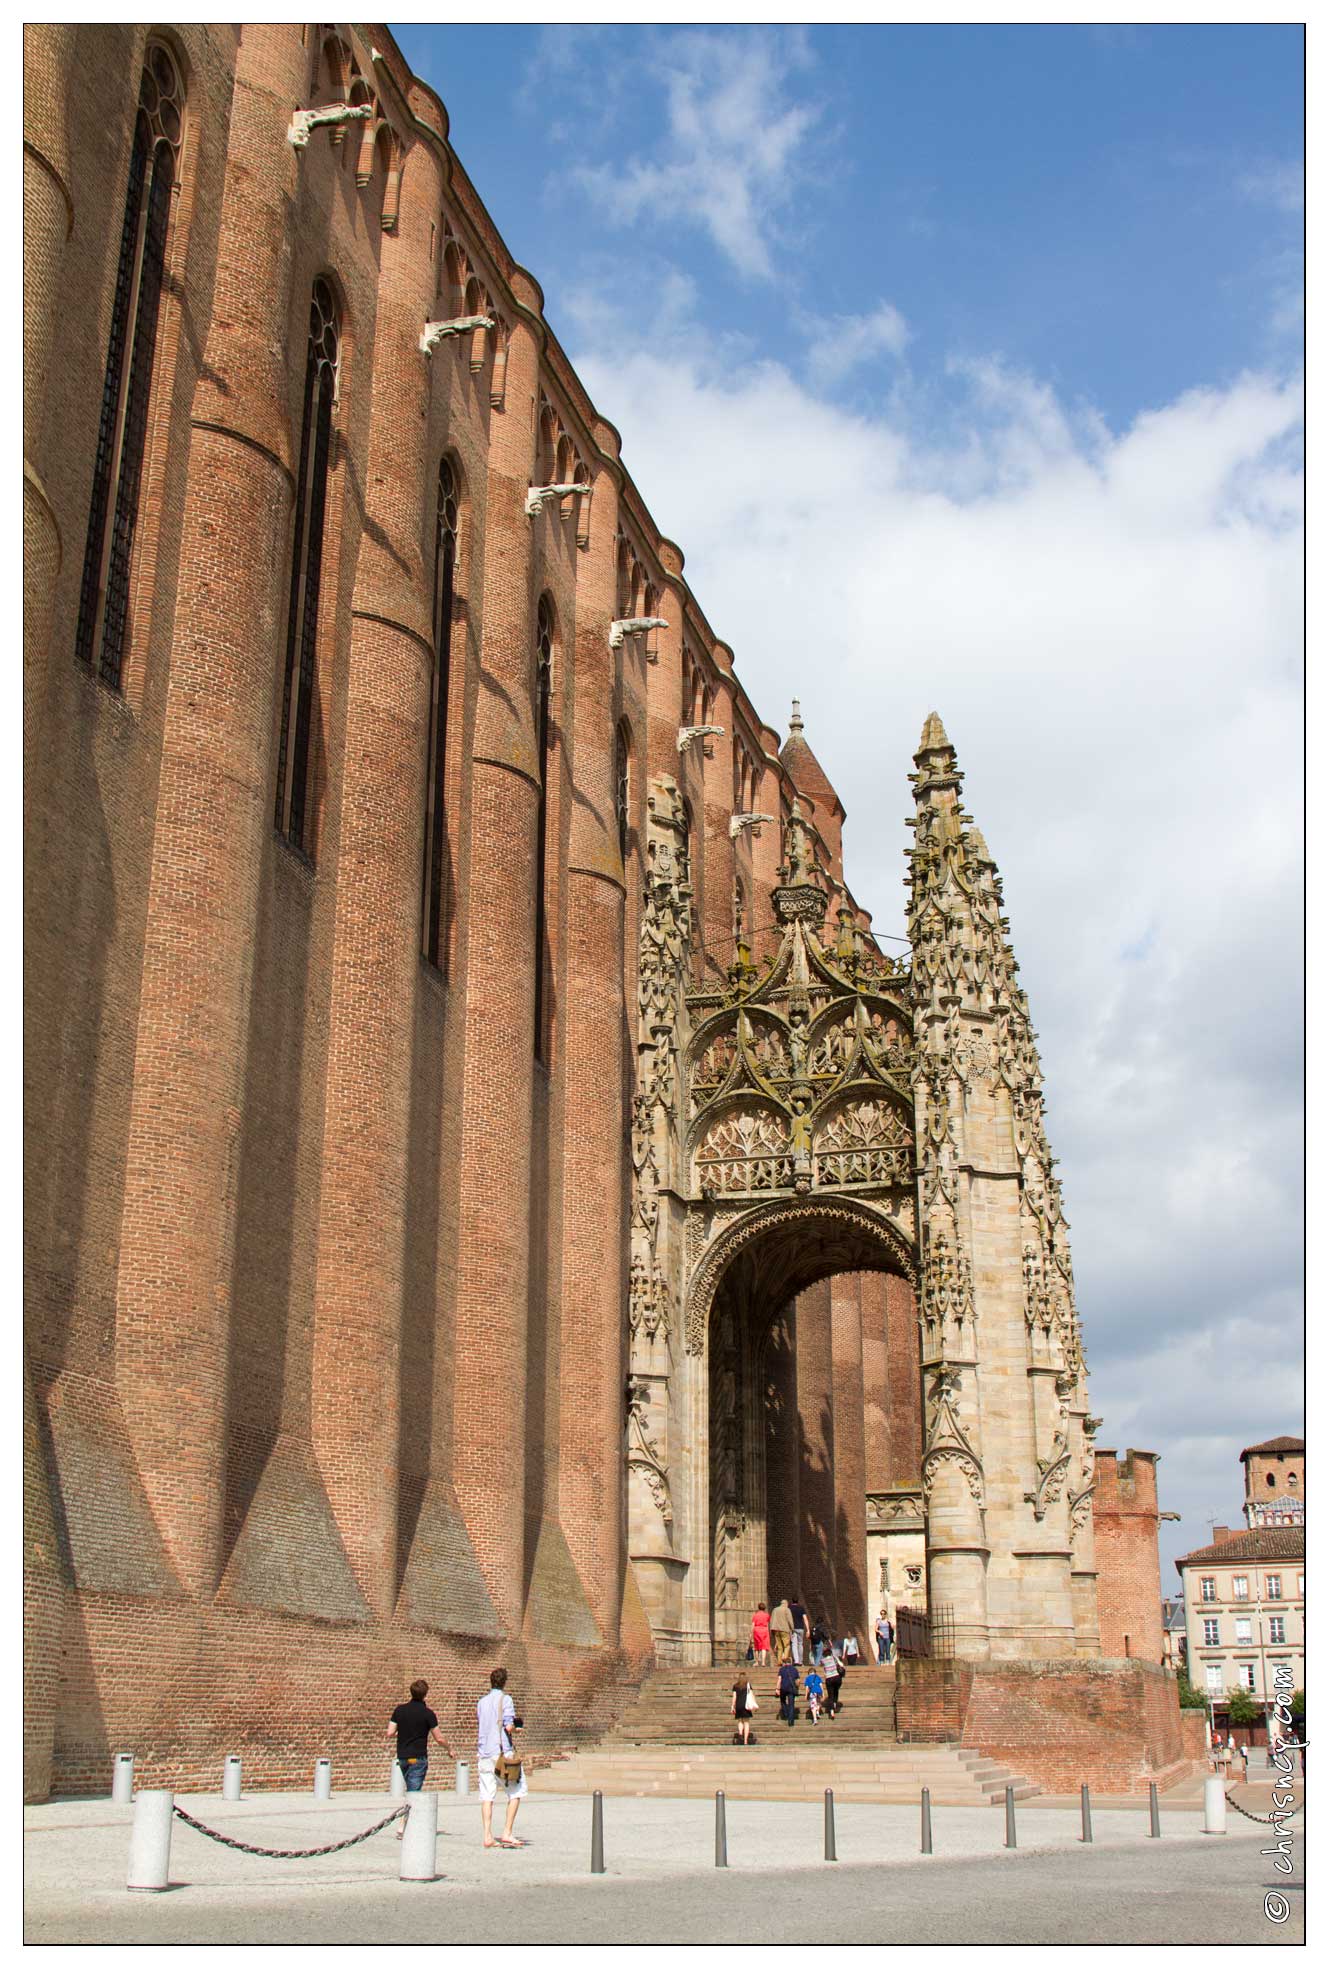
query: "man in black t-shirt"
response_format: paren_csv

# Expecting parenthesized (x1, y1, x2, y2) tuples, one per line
(387, 1677, 451, 1815)
(788, 1595, 809, 1666)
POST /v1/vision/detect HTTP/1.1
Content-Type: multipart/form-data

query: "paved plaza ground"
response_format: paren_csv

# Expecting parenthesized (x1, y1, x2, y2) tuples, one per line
(24, 1780, 1304, 1945)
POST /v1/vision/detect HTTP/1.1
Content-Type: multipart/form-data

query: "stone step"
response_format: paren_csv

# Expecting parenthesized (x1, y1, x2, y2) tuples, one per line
(546, 1751, 983, 1770)
(541, 1781, 991, 1804)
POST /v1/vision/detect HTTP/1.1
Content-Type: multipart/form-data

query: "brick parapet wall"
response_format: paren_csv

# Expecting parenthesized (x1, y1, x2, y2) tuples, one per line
(896, 1656, 1187, 1794)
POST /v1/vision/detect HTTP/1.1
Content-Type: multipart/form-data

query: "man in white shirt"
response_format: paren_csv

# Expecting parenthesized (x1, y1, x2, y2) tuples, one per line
(476, 1666, 527, 1848)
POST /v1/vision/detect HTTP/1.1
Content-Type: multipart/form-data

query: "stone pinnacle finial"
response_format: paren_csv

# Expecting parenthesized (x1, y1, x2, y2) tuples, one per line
(790, 698, 804, 735)
(918, 711, 951, 754)
(968, 826, 990, 863)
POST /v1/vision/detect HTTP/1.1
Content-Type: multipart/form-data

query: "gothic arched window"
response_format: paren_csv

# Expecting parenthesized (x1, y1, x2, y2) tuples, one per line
(75, 44, 184, 690)
(421, 457, 458, 968)
(275, 277, 340, 857)
(615, 721, 632, 865)
(534, 596, 555, 1060)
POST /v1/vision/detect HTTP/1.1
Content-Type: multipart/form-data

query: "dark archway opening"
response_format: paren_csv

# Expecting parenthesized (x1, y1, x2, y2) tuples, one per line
(704, 1208, 922, 1662)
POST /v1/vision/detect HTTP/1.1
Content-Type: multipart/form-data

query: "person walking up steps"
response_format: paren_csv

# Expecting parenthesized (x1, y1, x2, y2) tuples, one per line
(824, 1641, 845, 1717)
(477, 1667, 527, 1849)
(731, 1671, 757, 1745)
(875, 1607, 893, 1664)
(803, 1664, 825, 1723)
(751, 1602, 771, 1667)
(770, 1597, 793, 1666)
(788, 1592, 809, 1666)
(777, 1656, 800, 1727)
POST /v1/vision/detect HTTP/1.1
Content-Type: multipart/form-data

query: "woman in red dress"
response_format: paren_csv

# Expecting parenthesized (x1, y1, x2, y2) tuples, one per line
(751, 1601, 771, 1666)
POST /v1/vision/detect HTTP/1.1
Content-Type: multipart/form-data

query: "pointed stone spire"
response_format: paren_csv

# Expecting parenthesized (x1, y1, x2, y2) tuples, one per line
(917, 710, 951, 755)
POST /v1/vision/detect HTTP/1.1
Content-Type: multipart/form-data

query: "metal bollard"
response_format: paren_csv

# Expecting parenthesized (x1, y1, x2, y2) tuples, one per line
(455, 1761, 470, 1798)
(1004, 1784, 1017, 1849)
(824, 1788, 837, 1862)
(920, 1786, 933, 1854)
(1080, 1783, 1092, 1843)
(127, 1789, 174, 1891)
(222, 1755, 242, 1801)
(400, 1791, 437, 1882)
(715, 1789, 728, 1868)
(1149, 1782, 1161, 1838)
(590, 1790, 605, 1874)
(390, 1761, 407, 1800)
(313, 1758, 332, 1800)
(1203, 1774, 1226, 1834)
(112, 1753, 135, 1804)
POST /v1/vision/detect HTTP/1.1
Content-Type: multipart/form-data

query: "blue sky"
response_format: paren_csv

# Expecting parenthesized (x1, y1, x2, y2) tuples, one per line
(391, 22, 1304, 1583)
(394, 24, 1303, 433)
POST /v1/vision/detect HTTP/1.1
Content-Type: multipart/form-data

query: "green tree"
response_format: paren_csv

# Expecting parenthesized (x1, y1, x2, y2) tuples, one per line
(1226, 1684, 1261, 1725)
(1176, 1672, 1209, 1710)
(1290, 1688, 1305, 1728)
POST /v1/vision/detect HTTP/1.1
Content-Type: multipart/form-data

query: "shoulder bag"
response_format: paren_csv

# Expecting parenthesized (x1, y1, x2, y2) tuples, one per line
(492, 1692, 522, 1786)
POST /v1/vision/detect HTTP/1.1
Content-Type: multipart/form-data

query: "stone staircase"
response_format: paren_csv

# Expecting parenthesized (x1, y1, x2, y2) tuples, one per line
(536, 1664, 1038, 1805)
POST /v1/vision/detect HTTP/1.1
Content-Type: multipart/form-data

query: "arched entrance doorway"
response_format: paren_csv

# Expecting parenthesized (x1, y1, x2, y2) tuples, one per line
(627, 782, 926, 1661)
(628, 724, 1102, 1672)
(697, 1197, 921, 1659)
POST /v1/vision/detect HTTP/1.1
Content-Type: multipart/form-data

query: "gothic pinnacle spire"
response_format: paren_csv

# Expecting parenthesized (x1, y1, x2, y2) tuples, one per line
(917, 710, 951, 755)
(789, 698, 804, 735)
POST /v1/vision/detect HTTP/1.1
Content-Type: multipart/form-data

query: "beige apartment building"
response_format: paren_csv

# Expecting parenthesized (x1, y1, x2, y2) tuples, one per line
(1175, 1437, 1305, 1723)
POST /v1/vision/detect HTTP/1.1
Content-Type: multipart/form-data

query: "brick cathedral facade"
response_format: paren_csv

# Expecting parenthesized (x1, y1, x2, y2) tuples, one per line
(24, 24, 1181, 1800)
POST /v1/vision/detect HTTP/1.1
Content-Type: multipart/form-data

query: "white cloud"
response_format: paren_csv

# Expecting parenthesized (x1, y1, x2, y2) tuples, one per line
(566, 29, 820, 281)
(566, 316, 1303, 1565)
(806, 302, 911, 388)
(1239, 161, 1305, 215)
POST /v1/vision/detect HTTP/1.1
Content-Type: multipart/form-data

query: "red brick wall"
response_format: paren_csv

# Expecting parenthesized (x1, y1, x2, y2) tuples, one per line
(1093, 1450, 1166, 1664)
(46, 1593, 651, 1800)
(897, 1657, 1187, 1794)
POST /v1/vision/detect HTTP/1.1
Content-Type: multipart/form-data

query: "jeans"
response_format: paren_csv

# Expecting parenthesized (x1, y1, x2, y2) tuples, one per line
(791, 1631, 804, 1665)
(812, 1641, 824, 1665)
(876, 1638, 887, 1664)
(780, 1689, 797, 1726)
(399, 1757, 428, 1791)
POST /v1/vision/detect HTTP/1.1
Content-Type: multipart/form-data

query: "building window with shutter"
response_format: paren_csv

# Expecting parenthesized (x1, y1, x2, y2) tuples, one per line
(1202, 1618, 1220, 1646)
(75, 44, 184, 691)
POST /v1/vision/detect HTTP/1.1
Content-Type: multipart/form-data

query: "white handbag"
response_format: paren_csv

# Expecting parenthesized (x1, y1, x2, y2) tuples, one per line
(746, 1691, 759, 1713)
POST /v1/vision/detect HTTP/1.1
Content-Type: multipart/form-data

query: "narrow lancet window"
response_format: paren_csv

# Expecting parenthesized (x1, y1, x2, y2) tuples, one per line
(275, 278, 340, 857)
(75, 45, 184, 690)
(421, 459, 458, 968)
(534, 597, 554, 1060)
(615, 722, 631, 865)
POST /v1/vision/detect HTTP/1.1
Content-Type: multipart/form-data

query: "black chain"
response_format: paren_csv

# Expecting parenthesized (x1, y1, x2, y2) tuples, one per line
(1223, 1788, 1304, 1825)
(172, 1803, 407, 1858)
